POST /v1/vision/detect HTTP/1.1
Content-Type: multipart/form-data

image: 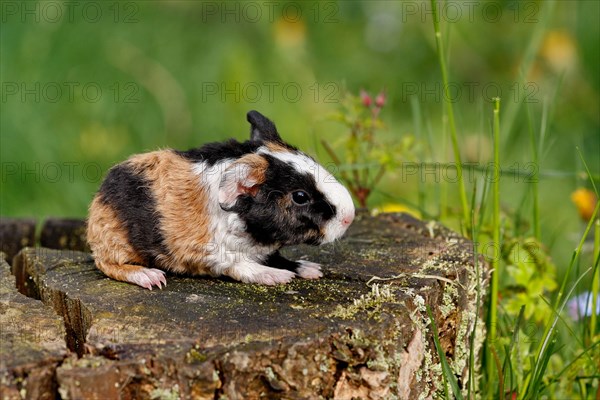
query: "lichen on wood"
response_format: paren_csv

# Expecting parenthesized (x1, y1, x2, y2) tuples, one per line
(1, 213, 488, 399)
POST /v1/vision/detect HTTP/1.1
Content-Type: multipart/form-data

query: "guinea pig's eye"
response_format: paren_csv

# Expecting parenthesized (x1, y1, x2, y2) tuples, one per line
(292, 190, 310, 205)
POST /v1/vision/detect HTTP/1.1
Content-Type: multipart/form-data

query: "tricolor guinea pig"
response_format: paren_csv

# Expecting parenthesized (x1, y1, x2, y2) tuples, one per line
(87, 111, 355, 289)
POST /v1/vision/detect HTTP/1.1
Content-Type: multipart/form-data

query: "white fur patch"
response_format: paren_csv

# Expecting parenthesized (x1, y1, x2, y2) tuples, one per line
(218, 161, 259, 207)
(257, 147, 355, 243)
(296, 260, 323, 280)
(191, 160, 276, 278)
(187, 147, 354, 286)
(192, 160, 233, 189)
(225, 261, 296, 285)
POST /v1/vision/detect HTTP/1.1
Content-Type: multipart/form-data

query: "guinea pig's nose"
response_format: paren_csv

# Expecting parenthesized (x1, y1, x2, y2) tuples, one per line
(342, 212, 354, 226)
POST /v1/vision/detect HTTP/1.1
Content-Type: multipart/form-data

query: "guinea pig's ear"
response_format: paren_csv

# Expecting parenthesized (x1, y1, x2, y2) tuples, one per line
(218, 154, 268, 208)
(247, 110, 283, 143)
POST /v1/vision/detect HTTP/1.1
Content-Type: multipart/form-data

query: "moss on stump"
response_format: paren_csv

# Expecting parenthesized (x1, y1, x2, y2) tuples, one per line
(2, 213, 487, 399)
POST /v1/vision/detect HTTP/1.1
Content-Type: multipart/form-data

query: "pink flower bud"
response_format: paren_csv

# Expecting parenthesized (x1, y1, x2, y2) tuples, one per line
(360, 90, 372, 107)
(375, 91, 386, 108)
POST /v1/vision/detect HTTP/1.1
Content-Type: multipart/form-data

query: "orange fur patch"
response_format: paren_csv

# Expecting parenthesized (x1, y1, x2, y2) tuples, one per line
(127, 150, 213, 275)
(237, 153, 269, 186)
(87, 197, 145, 281)
(265, 141, 292, 154)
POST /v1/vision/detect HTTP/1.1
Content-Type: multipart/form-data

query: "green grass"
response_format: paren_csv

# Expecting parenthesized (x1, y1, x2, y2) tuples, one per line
(487, 96, 502, 395)
(424, 1, 600, 398)
(430, 0, 469, 231)
(428, 305, 465, 400)
(1, 1, 599, 398)
(526, 102, 541, 241)
(591, 219, 599, 340)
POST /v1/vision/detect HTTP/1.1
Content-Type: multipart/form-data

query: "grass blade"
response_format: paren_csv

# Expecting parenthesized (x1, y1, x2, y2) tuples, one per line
(526, 104, 540, 240)
(430, 0, 470, 231)
(468, 201, 483, 399)
(554, 202, 599, 312)
(488, 97, 502, 388)
(523, 267, 593, 399)
(427, 306, 465, 400)
(591, 219, 599, 340)
(503, 306, 525, 375)
(490, 346, 504, 398)
(503, 1, 555, 145)
(577, 147, 599, 196)
(575, 146, 600, 341)
(551, 339, 600, 384)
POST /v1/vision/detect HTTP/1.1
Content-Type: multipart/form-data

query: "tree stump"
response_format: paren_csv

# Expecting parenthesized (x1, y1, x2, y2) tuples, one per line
(0, 255, 67, 400)
(39, 218, 89, 253)
(0, 218, 37, 263)
(1, 213, 487, 399)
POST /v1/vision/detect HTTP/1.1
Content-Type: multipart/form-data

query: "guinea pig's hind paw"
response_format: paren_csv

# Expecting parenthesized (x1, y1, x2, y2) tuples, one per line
(129, 268, 167, 290)
(296, 260, 323, 280)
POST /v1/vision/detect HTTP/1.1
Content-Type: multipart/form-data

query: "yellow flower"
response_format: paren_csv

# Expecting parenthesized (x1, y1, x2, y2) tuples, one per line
(570, 188, 598, 221)
(371, 204, 421, 219)
(541, 30, 578, 73)
(274, 17, 306, 49)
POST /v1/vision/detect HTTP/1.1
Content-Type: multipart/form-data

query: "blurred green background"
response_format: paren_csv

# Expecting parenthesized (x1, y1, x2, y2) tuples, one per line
(1, 1, 598, 251)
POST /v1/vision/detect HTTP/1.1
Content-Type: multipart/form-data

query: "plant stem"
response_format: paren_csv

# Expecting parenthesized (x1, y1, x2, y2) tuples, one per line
(523, 267, 593, 399)
(490, 346, 504, 399)
(410, 97, 427, 216)
(561, 205, 600, 308)
(468, 206, 482, 399)
(349, 124, 363, 188)
(526, 104, 541, 240)
(321, 139, 350, 183)
(430, 0, 470, 232)
(427, 306, 465, 400)
(575, 146, 600, 340)
(503, 1, 555, 145)
(371, 165, 386, 189)
(487, 97, 501, 394)
(440, 120, 449, 221)
(321, 139, 368, 206)
(577, 147, 599, 196)
(591, 218, 599, 340)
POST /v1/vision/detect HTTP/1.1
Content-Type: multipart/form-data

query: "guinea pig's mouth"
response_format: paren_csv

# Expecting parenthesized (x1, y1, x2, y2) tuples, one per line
(320, 213, 355, 245)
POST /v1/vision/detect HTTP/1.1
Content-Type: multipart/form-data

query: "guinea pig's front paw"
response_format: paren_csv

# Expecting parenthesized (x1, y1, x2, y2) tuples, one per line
(259, 268, 297, 285)
(295, 260, 323, 280)
(225, 262, 296, 285)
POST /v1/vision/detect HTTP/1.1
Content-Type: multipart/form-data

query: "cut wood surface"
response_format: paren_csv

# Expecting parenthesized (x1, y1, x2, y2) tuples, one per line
(0, 255, 67, 400)
(1, 213, 487, 399)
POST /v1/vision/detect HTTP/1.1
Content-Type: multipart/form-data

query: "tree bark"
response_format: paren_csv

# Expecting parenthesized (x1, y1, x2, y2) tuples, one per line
(2, 213, 488, 399)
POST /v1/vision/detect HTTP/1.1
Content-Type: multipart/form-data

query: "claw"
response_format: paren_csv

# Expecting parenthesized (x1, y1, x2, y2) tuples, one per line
(128, 268, 168, 290)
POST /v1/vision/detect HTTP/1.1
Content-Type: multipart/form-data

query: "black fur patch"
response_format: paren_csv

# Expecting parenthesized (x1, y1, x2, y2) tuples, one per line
(265, 251, 301, 272)
(176, 139, 262, 165)
(177, 138, 297, 165)
(177, 112, 297, 164)
(248, 110, 283, 143)
(97, 163, 168, 265)
(230, 155, 336, 246)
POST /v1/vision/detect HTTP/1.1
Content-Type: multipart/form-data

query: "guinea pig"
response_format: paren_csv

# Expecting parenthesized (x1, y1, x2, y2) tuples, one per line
(86, 110, 355, 289)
